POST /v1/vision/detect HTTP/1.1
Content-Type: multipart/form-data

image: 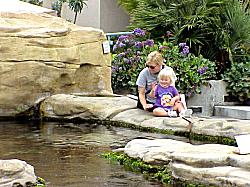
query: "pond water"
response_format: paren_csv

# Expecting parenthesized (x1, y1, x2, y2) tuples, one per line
(0, 121, 189, 187)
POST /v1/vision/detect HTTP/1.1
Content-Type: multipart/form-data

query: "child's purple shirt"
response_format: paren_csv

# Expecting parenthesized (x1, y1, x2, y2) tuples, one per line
(154, 85, 179, 110)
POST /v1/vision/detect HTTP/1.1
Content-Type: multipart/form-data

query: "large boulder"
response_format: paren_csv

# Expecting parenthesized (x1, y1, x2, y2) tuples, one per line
(0, 12, 112, 117)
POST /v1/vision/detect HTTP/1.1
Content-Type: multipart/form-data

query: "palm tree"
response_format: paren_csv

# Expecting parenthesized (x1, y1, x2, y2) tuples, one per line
(68, 0, 87, 24)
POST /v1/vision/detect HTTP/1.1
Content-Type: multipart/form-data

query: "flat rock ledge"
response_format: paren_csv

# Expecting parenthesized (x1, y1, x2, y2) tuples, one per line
(40, 94, 250, 186)
(40, 94, 250, 139)
(124, 139, 250, 187)
(0, 159, 36, 187)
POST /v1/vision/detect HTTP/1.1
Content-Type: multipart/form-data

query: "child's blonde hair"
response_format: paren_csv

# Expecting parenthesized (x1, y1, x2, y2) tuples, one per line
(146, 51, 164, 65)
(158, 69, 174, 84)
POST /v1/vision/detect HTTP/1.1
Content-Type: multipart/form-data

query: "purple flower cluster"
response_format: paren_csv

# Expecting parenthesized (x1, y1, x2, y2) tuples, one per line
(134, 39, 154, 49)
(135, 41, 143, 48)
(118, 35, 129, 42)
(133, 28, 146, 37)
(198, 66, 208, 75)
(111, 65, 118, 72)
(179, 42, 186, 48)
(113, 35, 133, 52)
(179, 42, 189, 55)
(144, 39, 154, 47)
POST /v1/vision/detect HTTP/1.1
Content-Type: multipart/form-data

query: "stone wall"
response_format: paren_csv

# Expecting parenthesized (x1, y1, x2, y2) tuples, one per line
(187, 80, 230, 116)
(0, 12, 112, 117)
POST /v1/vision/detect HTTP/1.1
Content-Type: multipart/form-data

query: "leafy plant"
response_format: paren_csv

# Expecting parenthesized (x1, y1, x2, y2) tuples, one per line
(117, 0, 250, 79)
(159, 41, 216, 97)
(222, 52, 250, 102)
(111, 28, 216, 97)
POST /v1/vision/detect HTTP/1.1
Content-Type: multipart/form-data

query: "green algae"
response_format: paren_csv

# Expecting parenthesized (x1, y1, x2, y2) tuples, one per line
(102, 152, 215, 187)
(102, 152, 174, 185)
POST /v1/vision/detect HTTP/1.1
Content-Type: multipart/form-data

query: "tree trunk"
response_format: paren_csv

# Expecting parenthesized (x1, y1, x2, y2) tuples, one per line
(73, 12, 78, 24)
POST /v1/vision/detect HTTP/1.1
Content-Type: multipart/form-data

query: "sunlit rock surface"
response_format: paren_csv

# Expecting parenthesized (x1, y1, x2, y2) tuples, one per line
(0, 12, 111, 116)
(40, 94, 137, 120)
(125, 139, 250, 187)
(0, 159, 36, 187)
(41, 94, 250, 138)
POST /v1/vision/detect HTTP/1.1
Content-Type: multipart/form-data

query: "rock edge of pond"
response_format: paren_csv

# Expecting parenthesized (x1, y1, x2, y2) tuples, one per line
(2, 94, 250, 187)
(38, 94, 250, 187)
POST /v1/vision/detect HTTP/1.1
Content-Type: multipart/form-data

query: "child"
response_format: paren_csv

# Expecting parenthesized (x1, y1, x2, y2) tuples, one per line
(149, 69, 192, 117)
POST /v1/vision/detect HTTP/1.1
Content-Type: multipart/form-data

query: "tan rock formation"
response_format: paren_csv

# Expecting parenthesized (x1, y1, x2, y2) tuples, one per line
(0, 12, 112, 116)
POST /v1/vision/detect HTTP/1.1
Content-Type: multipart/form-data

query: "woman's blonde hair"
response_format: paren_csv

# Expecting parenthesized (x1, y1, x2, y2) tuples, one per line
(158, 69, 174, 84)
(146, 51, 164, 65)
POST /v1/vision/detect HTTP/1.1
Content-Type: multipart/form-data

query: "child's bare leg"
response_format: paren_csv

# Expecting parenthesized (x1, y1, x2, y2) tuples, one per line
(153, 108, 168, 116)
(174, 102, 193, 117)
(173, 102, 185, 113)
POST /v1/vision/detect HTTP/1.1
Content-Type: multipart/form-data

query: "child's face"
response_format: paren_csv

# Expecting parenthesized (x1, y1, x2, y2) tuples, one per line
(159, 76, 171, 88)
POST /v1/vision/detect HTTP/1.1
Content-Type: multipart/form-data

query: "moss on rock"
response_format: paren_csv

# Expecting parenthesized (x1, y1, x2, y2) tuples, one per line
(102, 152, 215, 187)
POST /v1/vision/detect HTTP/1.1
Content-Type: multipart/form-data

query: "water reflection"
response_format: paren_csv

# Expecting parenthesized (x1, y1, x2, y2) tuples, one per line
(0, 121, 185, 187)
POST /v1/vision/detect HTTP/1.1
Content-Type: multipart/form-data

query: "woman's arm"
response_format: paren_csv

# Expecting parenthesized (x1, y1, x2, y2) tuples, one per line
(138, 87, 147, 110)
(138, 86, 153, 110)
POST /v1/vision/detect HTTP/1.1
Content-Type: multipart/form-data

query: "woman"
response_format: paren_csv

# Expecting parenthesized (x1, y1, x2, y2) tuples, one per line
(136, 51, 177, 111)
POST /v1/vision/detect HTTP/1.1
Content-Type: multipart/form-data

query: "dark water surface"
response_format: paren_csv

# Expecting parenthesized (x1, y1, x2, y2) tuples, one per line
(0, 121, 188, 187)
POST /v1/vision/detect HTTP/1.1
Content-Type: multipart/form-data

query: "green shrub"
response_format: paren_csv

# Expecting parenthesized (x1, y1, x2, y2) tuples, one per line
(159, 41, 216, 97)
(118, 0, 250, 78)
(111, 29, 216, 97)
(222, 58, 250, 102)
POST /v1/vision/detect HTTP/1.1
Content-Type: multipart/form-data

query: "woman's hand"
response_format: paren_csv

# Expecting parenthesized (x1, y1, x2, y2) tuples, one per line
(144, 104, 154, 110)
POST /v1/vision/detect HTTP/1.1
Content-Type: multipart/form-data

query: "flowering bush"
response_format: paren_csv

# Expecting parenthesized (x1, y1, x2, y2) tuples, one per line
(159, 41, 216, 97)
(111, 28, 155, 93)
(111, 28, 216, 96)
